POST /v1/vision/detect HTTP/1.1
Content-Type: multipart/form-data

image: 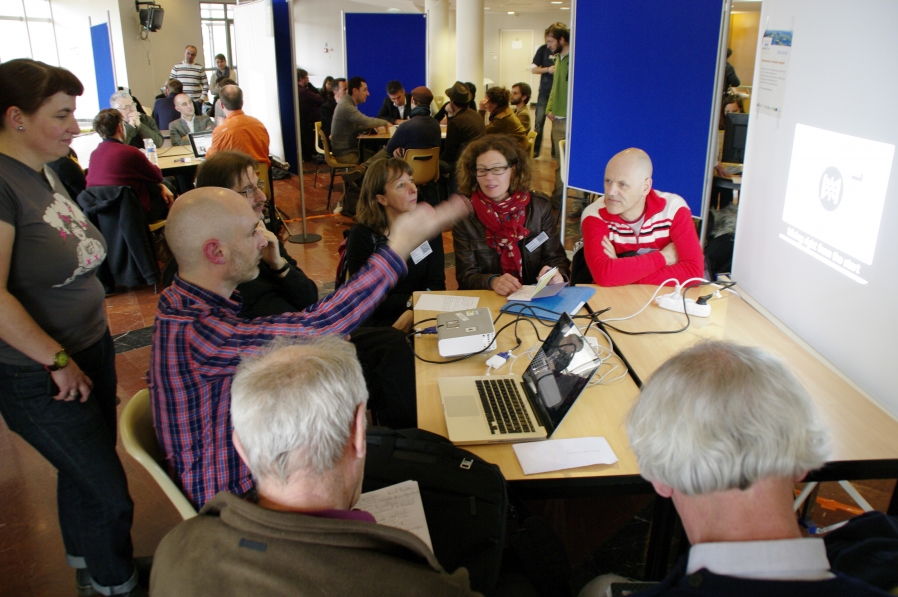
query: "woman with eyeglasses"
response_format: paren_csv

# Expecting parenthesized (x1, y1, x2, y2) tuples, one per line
(343, 157, 445, 331)
(185, 150, 319, 317)
(0, 59, 139, 596)
(452, 134, 570, 295)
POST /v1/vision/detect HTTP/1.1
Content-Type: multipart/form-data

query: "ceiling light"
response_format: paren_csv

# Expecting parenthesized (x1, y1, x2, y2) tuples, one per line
(508, 11, 514, 14)
(560, 6, 570, 9)
(551, 1, 562, 3)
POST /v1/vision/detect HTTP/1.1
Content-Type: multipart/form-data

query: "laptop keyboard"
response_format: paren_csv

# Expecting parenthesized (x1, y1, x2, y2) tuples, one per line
(475, 379, 536, 435)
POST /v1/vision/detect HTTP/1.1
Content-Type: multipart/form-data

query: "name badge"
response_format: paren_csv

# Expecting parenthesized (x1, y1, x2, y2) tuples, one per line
(410, 240, 433, 264)
(525, 231, 549, 252)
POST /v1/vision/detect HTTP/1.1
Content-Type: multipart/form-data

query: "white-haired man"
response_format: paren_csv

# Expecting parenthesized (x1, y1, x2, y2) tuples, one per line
(580, 341, 891, 597)
(110, 89, 163, 150)
(151, 337, 482, 597)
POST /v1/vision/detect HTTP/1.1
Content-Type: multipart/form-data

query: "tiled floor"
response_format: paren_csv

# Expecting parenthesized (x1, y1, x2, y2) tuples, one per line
(0, 137, 893, 597)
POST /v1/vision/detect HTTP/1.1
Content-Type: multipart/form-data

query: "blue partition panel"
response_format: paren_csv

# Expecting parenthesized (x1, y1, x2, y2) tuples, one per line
(567, 0, 723, 215)
(272, 0, 298, 172)
(90, 23, 116, 109)
(344, 13, 426, 118)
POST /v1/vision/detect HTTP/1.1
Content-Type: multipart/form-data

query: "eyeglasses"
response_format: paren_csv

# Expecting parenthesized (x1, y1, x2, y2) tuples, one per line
(238, 181, 265, 198)
(118, 104, 135, 112)
(475, 165, 512, 177)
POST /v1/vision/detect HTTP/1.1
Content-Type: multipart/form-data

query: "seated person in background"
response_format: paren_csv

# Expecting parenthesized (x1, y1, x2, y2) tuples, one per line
(580, 340, 891, 597)
(441, 81, 486, 168)
(511, 82, 532, 131)
(169, 93, 215, 146)
(341, 86, 441, 188)
(206, 84, 271, 166)
(85, 109, 173, 222)
(453, 134, 569, 296)
(718, 93, 743, 131)
(297, 68, 325, 162)
(208, 53, 235, 100)
(110, 89, 163, 150)
(150, 186, 469, 508)
(581, 148, 703, 286)
(192, 151, 318, 317)
(330, 76, 390, 164)
(377, 80, 410, 124)
(152, 78, 183, 131)
(211, 77, 235, 125)
(480, 86, 528, 149)
(344, 158, 445, 331)
(151, 337, 482, 597)
(321, 77, 346, 137)
(319, 75, 335, 101)
(47, 148, 87, 202)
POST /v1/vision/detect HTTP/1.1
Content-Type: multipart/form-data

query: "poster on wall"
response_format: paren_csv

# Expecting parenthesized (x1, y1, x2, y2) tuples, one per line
(755, 28, 793, 118)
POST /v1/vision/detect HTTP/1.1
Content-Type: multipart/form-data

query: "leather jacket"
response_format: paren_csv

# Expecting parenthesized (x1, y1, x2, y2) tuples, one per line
(453, 191, 571, 290)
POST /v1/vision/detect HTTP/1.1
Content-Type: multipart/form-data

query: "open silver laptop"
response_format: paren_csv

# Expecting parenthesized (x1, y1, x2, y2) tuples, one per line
(187, 130, 214, 158)
(438, 313, 602, 445)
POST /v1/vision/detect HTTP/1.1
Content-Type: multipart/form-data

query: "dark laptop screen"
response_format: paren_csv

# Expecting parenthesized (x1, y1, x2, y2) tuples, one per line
(522, 312, 602, 436)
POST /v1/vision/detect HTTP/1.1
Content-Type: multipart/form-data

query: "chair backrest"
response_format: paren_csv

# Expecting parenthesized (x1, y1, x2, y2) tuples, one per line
(527, 130, 537, 160)
(314, 121, 325, 156)
(558, 139, 567, 185)
(316, 121, 350, 168)
(256, 163, 272, 200)
(405, 147, 440, 185)
(120, 389, 197, 520)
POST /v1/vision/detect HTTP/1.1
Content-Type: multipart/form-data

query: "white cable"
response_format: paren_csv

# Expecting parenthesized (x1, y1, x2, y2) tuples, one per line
(600, 278, 679, 322)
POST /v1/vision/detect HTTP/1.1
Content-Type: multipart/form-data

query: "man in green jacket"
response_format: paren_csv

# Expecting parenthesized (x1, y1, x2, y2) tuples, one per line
(151, 337, 482, 597)
(546, 22, 582, 216)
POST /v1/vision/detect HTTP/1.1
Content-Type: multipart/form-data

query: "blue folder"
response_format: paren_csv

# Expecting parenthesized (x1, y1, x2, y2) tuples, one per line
(500, 286, 596, 321)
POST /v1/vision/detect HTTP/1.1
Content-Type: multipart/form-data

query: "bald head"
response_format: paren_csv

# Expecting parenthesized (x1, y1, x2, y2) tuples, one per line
(166, 187, 258, 273)
(604, 148, 654, 221)
(173, 93, 194, 118)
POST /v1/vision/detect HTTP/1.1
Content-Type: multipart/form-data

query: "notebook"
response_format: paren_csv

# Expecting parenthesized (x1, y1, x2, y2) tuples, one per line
(438, 312, 602, 445)
(506, 267, 566, 302)
(188, 130, 214, 158)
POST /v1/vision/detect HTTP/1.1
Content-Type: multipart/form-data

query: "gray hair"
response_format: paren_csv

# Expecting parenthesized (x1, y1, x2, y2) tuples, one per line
(109, 90, 131, 108)
(230, 336, 369, 485)
(626, 340, 831, 495)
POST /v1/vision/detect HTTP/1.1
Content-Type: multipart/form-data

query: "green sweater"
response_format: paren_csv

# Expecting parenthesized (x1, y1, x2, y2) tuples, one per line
(546, 51, 570, 117)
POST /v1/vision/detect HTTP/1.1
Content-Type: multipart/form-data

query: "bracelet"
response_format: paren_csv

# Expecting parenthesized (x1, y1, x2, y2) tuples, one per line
(271, 262, 290, 275)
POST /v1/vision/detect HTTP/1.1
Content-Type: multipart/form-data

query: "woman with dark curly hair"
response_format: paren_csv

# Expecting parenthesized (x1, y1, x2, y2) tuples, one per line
(343, 157, 445, 330)
(452, 134, 569, 296)
(480, 86, 528, 148)
(0, 59, 138, 596)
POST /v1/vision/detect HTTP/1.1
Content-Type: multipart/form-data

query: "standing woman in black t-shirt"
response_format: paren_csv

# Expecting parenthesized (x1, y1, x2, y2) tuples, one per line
(344, 158, 446, 331)
(0, 60, 137, 596)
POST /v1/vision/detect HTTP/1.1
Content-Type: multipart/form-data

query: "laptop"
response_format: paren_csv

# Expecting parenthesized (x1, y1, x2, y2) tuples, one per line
(187, 130, 214, 158)
(438, 312, 602, 445)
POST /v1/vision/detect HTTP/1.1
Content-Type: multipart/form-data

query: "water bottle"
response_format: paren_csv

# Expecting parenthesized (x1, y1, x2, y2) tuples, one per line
(145, 139, 158, 164)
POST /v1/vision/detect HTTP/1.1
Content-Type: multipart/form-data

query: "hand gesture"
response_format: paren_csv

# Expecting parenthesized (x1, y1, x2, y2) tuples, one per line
(387, 194, 471, 259)
(392, 147, 406, 158)
(50, 359, 93, 403)
(538, 265, 564, 285)
(392, 310, 414, 334)
(548, 65, 556, 74)
(661, 242, 679, 266)
(490, 274, 523, 296)
(602, 236, 618, 260)
(256, 223, 284, 270)
(159, 183, 174, 205)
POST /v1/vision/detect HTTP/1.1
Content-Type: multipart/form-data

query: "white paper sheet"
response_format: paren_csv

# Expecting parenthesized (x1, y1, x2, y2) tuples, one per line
(356, 480, 433, 551)
(414, 294, 479, 312)
(512, 437, 618, 475)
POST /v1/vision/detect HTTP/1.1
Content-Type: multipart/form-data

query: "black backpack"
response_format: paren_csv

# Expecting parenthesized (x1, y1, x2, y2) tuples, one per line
(362, 427, 508, 595)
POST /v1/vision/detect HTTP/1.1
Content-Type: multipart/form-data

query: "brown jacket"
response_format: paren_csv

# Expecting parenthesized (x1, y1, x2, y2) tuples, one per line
(150, 492, 482, 597)
(453, 191, 571, 290)
(485, 106, 528, 149)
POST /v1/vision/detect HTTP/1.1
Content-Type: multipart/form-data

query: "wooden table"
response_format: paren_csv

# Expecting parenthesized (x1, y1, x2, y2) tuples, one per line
(590, 284, 898, 485)
(414, 290, 645, 495)
(359, 123, 448, 141)
(155, 144, 201, 171)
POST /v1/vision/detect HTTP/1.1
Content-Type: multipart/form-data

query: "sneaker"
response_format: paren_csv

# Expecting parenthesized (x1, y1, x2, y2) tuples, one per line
(341, 168, 364, 187)
(76, 569, 98, 597)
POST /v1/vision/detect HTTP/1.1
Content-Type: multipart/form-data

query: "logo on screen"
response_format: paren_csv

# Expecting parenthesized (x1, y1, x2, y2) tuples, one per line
(819, 167, 843, 211)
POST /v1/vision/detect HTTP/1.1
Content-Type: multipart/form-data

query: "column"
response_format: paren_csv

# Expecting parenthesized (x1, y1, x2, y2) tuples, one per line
(426, 0, 452, 105)
(455, 0, 483, 97)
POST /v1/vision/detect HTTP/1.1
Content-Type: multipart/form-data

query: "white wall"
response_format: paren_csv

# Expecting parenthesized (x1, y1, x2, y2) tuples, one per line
(483, 12, 567, 94)
(293, 0, 422, 79)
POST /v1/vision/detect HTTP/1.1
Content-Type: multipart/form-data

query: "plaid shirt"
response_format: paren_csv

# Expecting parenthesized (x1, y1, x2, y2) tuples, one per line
(149, 248, 406, 509)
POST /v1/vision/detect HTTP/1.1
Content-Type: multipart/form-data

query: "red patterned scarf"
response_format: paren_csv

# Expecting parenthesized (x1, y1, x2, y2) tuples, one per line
(471, 189, 531, 279)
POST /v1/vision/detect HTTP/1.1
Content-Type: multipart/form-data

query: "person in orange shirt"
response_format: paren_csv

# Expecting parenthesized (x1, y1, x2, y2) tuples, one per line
(205, 85, 270, 166)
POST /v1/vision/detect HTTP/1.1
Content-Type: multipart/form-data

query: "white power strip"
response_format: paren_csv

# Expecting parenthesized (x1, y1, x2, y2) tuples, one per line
(655, 292, 711, 317)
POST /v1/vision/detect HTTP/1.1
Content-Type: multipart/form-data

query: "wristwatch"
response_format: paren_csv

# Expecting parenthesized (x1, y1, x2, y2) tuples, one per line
(45, 349, 69, 371)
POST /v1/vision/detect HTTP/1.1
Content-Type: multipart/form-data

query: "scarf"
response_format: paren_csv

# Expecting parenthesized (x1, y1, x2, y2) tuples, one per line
(215, 66, 231, 80)
(410, 105, 431, 118)
(471, 188, 531, 279)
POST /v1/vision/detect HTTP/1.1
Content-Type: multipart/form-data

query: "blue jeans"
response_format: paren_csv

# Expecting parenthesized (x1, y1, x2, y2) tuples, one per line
(533, 92, 550, 156)
(0, 330, 136, 594)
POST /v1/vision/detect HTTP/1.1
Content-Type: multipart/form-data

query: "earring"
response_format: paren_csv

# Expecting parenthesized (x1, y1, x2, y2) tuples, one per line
(17, 126, 24, 131)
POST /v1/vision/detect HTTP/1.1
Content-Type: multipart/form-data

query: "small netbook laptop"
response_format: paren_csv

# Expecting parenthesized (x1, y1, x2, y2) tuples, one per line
(188, 130, 214, 158)
(438, 312, 602, 445)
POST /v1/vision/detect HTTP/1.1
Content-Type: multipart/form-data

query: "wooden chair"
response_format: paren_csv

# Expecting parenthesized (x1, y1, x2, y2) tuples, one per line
(527, 130, 538, 160)
(120, 389, 197, 520)
(315, 121, 356, 211)
(148, 219, 168, 293)
(313, 121, 326, 188)
(405, 147, 440, 185)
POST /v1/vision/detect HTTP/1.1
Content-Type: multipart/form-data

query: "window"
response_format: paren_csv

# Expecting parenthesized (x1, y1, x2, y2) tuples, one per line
(0, 0, 59, 65)
(200, 2, 236, 71)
